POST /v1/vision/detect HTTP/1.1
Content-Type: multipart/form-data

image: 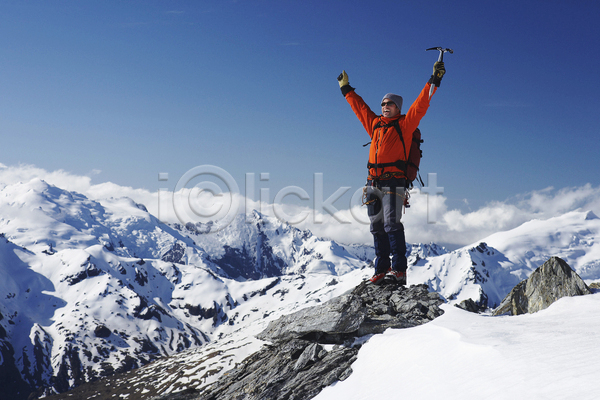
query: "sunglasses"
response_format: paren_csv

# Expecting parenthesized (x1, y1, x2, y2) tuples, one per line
(381, 101, 396, 107)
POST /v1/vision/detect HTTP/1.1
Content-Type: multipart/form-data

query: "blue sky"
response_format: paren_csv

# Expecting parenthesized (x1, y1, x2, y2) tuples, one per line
(1, 0, 599, 217)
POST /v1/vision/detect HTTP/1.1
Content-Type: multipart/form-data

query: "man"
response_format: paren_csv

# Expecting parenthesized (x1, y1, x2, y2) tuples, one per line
(338, 61, 445, 285)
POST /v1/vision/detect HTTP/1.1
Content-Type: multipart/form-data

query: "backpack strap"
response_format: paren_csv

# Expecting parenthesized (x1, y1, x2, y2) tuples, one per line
(367, 119, 409, 175)
(367, 160, 408, 170)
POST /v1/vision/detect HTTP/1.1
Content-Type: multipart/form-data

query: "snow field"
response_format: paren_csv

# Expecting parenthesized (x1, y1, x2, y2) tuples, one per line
(316, 293, 600, 400)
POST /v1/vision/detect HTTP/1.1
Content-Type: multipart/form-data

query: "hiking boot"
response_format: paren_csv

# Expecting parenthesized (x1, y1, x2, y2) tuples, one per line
(369, 272, 387, 285)
(389, 270, 407, 285)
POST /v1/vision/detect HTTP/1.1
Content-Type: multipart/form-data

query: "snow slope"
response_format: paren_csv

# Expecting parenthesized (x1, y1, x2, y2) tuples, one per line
(482, 210, 600, 280)
(316, 292, 600, 400)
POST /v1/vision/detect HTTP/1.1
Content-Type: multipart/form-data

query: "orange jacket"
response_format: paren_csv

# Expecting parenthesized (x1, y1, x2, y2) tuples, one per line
(345, 82, 434, 179)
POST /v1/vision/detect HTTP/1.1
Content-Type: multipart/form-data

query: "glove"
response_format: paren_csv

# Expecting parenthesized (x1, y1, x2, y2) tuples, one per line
(337, 70, 349, 88)
(337, 70, 354, 96)
(429, 61, 445, 87)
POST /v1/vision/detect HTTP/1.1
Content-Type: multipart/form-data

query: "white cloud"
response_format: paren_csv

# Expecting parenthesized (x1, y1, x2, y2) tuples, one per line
(2, 164, 599, 249)
(0, 163, 94, 192)
(0, 163, 158, 218)
(401, 185, 600, 248)
(284, 185, 600, 248)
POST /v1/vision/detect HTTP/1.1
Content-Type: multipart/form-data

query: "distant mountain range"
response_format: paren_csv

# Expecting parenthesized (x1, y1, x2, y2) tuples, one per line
(1, 178, 599, 399)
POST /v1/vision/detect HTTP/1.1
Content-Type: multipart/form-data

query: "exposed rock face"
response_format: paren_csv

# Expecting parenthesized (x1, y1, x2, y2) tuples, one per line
(196, 339, 358, 400)
(257, 281, 444, 344)
(195, 281, 444, 400)
(455, 298, 487, 313)
(493, 257, 591, 316)
(0, 321, 32, 400)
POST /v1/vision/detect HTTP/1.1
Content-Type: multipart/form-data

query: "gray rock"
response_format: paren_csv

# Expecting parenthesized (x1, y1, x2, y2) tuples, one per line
(293, 343, 324, 371)
(256, 293, 365, 344)
(257, 281, 444, 345)
(194, 281, 444, 400)
(197, 339, 358, 400)
(493, 256, 591, 316)
(455, 298, 487, 313)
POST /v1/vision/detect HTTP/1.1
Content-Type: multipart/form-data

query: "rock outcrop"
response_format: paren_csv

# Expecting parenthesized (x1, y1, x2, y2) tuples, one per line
(455, 298, 488, 313)
(195, 281, 444, 400)
(493, 256, 591, 316)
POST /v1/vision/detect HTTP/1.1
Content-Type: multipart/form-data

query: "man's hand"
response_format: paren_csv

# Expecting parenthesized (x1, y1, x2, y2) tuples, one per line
(337, 70, 349, 88)
(429, 62, 445, 87)
(337, 70, 354, 96)
(433, 61, 445, 79)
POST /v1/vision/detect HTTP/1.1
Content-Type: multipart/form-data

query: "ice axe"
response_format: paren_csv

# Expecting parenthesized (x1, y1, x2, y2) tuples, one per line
(426, 47, 453, 98)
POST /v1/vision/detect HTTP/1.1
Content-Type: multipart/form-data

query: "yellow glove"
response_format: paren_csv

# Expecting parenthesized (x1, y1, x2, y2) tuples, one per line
(433, 61, 445, 79)
(337, 70, 349, 88)
(430, 62, 445, 87)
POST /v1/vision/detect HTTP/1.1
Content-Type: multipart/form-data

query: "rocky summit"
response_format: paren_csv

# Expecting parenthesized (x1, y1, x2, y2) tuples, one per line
(190, 280, 444, 400)
(493, 256, 592, 316)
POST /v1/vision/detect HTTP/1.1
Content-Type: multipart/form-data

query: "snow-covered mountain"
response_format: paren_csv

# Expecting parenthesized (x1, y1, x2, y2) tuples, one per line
(0, 179, 373, 397)
(1, 178, 599, 399)
(410, 210, 600, 308)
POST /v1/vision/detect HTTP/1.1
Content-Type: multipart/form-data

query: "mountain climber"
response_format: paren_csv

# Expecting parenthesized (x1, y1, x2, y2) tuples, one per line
(337, 61, 445, 285)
